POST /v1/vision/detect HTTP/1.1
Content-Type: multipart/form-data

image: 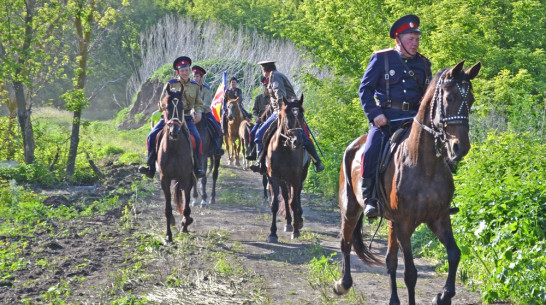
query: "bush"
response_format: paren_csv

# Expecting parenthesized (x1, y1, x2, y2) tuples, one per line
(415, 131, 545, 304)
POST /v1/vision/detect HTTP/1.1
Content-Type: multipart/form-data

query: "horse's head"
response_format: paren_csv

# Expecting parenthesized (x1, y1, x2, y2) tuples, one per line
(227, 97, 241, 121)
(279, 95, 305, 150)
(428, 61, 481, 162)
(164, 93, 185, 139)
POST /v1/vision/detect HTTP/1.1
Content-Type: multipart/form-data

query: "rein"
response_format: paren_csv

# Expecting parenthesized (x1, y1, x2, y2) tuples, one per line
(278, 107, 304, 143)
(413, 70, 472, 157)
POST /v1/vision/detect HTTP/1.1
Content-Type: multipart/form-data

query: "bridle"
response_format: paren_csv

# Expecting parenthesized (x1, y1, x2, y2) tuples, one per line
(227, 100, 243, 121)
(165, 98, 183, 127)
(413, 69, 472, 157)
(278, 104, 304, 147)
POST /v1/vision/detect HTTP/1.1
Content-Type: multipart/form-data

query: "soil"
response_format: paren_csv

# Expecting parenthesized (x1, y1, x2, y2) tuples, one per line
(0, 157, 491, 305)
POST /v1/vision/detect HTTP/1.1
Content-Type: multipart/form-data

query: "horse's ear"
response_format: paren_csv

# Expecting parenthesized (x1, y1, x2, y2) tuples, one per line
(466, 61, 482, 80)
(447, 60, 465, 79)
(299, 94, 304, 106)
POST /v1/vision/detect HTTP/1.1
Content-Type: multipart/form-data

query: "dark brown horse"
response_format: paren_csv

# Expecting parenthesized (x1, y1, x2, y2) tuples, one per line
(335, 61, 481, 305)
(191, 116, 221, 207)
(157, 96, 195, 242)
(224, 97, 243, 166)
(266, 95, 310, 243)
(238, 118, 254, 171)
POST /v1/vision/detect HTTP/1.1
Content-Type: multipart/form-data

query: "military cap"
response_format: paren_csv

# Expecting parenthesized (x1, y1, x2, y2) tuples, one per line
(389, 14, 421, 39)
(261, 76, 269, 85)
(192, 65, 206, 75)
(258, 60, 276, 71)
(173, 56, 192, 70)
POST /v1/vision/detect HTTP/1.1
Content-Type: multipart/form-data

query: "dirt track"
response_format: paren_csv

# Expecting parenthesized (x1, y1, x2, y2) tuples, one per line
(0, 159, 488, 304)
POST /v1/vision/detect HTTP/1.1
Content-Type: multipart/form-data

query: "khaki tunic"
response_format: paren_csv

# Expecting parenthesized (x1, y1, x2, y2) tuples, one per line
(252, 93, 269, 118)
(198, 83, 213, 113)
(159, 78, 204, 115)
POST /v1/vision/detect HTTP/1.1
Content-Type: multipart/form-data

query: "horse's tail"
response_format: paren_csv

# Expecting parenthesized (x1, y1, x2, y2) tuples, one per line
(352, 212, 384, 266)
(172, 181, 184, 215)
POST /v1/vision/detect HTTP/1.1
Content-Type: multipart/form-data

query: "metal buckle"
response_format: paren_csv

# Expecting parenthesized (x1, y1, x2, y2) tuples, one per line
(384, 74, 389, 80)
(402, 102, 410, 111)
(385, 100, 392, 109)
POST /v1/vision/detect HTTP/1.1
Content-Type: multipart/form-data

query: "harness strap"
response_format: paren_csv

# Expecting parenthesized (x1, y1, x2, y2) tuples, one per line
(384, 52, 391, 104)
(395, 52, 426, 95)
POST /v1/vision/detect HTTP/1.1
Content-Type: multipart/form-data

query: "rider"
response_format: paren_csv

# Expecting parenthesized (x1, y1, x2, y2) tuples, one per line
(250, 60, 325, 174)
(246, 76, 270, 160)
(359, 14, 432, 218)
(138, 56, 207, 179)
(192, 65, 224, 156)
(221, 77, 252, 134)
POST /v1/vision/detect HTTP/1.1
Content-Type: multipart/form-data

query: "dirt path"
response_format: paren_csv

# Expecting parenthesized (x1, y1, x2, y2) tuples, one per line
(1, 159, 486, 304)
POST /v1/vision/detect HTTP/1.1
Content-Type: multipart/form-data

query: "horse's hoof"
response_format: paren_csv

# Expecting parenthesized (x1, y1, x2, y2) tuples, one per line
(284, 224, 293, 232)
(235, 162, 240, 167)
(210, 199, 216, 205)
(295, 221, 303, 230)
(432, 293, 451, 305)
(183, 217, 194, 226)
(267, 235, 278, 243)
(191, 199, 198, 207)
(333, 279, 349, 295)
(291, 232, 300, 239)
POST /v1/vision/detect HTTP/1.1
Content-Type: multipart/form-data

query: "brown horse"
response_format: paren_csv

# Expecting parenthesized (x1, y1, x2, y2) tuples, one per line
(224, 97, 243, 166)
(335, 61, 481, 305)
(157, 95, 196, 242)
(266, 95, 310, 243)
(238, 118, 254, 170)
(191, 117, 221, 207)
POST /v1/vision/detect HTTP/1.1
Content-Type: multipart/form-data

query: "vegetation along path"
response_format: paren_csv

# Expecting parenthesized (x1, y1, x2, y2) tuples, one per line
(1, 158, 495, 304)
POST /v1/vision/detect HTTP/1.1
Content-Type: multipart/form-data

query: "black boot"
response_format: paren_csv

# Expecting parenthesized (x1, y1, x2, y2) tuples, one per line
(362, 178, 378, 218)
(215, 137, 224, 156)
(249, 143, 266, 174)
(193, 152, 206, 178)
(138, 150, 156, 179)
(246, 143, 256, 160)
(305, 141, 325, 172)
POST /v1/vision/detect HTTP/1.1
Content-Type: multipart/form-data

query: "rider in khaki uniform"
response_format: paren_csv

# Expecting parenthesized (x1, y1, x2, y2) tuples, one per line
(192, 65, 224, 156)
(246, 76, 270, 160)
(139, 56, 206, 179)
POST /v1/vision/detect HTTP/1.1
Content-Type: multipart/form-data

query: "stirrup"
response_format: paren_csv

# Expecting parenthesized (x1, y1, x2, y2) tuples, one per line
(449, 207, 459, 215)
(138, 166, 155, 179)
(364, 201, 378, 219)
(194, 168, 206, 178)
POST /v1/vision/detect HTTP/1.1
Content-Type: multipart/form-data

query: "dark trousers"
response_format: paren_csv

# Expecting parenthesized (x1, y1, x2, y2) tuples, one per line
(362, 122, 403, 179)
(147, 117, 202, 155)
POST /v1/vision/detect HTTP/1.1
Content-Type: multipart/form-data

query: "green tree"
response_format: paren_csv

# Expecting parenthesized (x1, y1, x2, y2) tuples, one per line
(0, 0, 67, 164)
(63, 0, 129, 177)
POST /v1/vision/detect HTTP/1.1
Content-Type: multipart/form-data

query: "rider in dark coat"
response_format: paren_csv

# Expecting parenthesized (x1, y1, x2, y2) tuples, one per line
(221, 77, 252, 134)
(360, 14, 432, 218)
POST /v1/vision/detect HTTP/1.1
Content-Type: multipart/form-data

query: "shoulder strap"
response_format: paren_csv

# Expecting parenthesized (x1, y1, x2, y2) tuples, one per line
(384, 52, 391, 105)
(395, 52, 425, 95)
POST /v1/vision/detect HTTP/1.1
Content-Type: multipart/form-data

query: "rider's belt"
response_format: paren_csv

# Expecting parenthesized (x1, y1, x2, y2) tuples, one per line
(382, 101, 419, 111)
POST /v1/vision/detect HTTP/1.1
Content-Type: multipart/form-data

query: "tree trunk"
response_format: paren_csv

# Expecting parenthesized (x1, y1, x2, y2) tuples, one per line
(14, 80, 35, 164)
(65, 110, 81, 177)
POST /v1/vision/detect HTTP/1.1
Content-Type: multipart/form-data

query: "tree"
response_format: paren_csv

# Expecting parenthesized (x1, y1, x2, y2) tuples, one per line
(0, 0, 67, 164)
(63, 0, 128, 177)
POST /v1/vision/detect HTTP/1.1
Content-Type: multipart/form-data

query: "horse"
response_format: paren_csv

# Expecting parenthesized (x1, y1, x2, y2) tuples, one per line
(265, 95, 310, 243)
(156, 95, 196, 243)
(191, 116, 221, 207)
(238, 118, 254, 170)
(334, 61, 481, 305)
(224, 97, 243, 166)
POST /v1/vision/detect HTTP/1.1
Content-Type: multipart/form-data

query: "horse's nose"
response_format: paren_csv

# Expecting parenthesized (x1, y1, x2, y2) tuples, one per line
(448, 138, 469, 161)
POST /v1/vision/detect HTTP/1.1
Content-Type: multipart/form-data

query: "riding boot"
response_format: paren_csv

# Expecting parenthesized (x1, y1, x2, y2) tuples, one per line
(305, 142, 325, 172)
(249, 143, 265, 174)
(193, 152, 206, 178)
(246, 142, 256, 160)
(215, 137, 224, 156)
(362, 178, 379, 218)
(138, 150, 156, 179)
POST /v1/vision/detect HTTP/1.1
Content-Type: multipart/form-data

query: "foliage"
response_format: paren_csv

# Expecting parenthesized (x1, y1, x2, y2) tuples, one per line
(414, 131, 545, 304)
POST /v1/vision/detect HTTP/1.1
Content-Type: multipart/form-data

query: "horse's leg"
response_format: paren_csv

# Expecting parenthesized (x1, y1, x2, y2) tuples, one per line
(386, 222, 401, 305)
(261, 175, 269, 206)
(161, 179, 174, 243)
(180, 182, 193, 233)
(191, 179, 199, 207)
(290, 184, 304, 239)
(333, 207, 361, 295)
(235, 137, 241, 166)
(224, 135, 231, 165)
(429, 216, 460, 305)
(268, 177, 280, 243)
(200, 155, 208, 207)
(280, 182, 292, 233)
(210, 155, 220, 205)
(394, 221, 417, 305)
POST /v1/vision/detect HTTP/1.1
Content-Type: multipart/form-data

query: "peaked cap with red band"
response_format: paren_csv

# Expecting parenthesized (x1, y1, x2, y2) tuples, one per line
(173, 56, 192, 70)
(389, 14, 421, 39)
(192, 65, 206, 75)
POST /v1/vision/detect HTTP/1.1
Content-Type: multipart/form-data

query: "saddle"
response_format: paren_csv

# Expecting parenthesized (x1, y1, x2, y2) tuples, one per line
(378, 121, 412, 174)
(155, 124, 195, 154)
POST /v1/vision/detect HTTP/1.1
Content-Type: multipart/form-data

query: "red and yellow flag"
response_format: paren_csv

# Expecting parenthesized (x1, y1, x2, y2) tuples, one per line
(210, 71, 226, 123)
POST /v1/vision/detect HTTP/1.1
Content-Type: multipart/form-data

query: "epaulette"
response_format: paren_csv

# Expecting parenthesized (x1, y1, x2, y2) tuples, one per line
(203, 83, 210, 90)
(417, 52, 430, 61)
(168, 78, 179, 84)
(375, 48, 394, 54)
(190, 80, 200, 85)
